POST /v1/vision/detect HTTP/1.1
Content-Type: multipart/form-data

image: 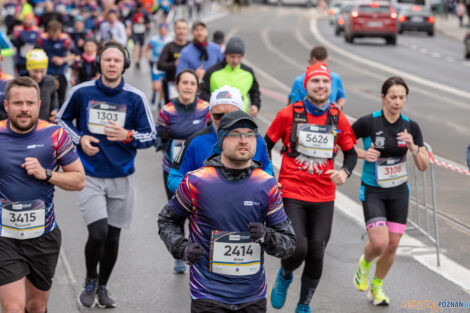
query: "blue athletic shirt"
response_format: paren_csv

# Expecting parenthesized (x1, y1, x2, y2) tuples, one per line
(176, 42, 224, 76)
(169, 166, 287, 304)
(37, 33, 74, 76)
(288, 72, 346, 104)
(352, 110, 424, 187)
(0, 120, 78, 234)
(167, 125, 273, 193)
(156, 98, 210, 173)
(147, 34, 173, 62)
(56, 77, 156, 178)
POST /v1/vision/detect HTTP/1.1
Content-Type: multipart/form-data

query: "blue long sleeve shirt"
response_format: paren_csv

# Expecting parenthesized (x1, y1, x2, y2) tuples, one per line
(167, 125, 273, 193)
(56, 77, 156, 178)
(176, 42, 223, 75)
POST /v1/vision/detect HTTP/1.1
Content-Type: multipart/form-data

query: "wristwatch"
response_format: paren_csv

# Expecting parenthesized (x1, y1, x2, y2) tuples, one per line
(44, 168, 53, 181)
(123, 130, 134, 144)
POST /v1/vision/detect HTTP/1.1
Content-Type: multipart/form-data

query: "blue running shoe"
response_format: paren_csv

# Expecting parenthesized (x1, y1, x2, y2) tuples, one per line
(296, 304, 312, 313)
(270, 268, 293, 309)
(173, 259, 187, 274)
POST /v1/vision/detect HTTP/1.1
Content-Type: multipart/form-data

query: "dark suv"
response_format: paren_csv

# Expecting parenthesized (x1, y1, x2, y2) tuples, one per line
(344, 1, 398, 45)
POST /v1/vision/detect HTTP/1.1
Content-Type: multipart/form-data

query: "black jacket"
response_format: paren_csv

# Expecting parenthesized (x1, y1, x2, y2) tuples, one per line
(158, 155, 296, 260)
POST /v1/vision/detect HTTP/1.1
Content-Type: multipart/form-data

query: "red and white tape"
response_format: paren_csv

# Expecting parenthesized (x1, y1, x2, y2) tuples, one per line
(428, 152, 470, 176)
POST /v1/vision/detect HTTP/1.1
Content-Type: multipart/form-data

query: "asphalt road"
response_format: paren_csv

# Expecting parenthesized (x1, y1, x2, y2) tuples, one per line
(3, 4, 469, 312)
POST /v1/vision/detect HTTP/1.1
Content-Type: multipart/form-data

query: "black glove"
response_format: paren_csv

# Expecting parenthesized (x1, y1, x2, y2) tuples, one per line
(248, 222, 266, 243)
(183, 242, 204, 264)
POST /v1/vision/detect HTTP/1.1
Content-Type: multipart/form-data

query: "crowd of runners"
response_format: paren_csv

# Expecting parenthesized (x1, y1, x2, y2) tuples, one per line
(0, 1, 430, 312)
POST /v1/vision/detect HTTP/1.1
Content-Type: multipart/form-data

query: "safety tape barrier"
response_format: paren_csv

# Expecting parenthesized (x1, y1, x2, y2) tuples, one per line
(428, 152, 470, 176)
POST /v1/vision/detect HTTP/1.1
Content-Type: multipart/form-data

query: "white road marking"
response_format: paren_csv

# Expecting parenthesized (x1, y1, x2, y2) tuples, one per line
(431, 52, 441, 58)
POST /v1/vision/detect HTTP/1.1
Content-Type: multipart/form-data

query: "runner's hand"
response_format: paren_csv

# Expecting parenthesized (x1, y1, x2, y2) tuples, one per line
(365, 143, 380, 162)
(325, 169, 348, 186)
(49, 110, 57, 123)
(105, 121, 128, 142)
(21, 157, 47, 180)
(80, 135, 100, 156)
(195, 66, 205, 80)
(183, 243, 204, 264)
(248, 222, 266, 242)
(249, 105, 258, 118)
(397, 129, 417, 152)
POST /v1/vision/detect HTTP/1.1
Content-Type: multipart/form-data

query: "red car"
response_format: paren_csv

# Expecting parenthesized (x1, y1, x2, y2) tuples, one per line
(344, 1, 398, 45)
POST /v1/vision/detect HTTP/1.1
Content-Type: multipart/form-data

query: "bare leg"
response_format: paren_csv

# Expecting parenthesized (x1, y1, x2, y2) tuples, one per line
(374, 232, 403, 280)
(0, 277, 26, 313)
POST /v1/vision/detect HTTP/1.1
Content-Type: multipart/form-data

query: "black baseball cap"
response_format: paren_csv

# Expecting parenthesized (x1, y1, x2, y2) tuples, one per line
(218, 111, 257, 132)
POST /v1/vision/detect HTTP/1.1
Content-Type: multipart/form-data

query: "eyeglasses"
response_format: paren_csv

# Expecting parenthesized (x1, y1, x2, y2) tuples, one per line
(227, 131, 257, 139)
(212, 113, 225, 120)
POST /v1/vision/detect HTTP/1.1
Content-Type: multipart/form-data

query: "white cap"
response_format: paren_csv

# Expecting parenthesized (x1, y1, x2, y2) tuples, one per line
(209, 85, 244, 111)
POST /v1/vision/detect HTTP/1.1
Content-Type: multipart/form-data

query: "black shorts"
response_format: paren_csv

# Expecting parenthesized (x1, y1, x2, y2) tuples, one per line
(0, 227, 61, 291)
(360, 183, 409, 234)
(132, 34, 146, 46)
(191, 298, 266, 313)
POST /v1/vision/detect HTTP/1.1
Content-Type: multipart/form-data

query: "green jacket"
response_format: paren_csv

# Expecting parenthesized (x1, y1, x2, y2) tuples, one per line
(200, 60, 261, 112)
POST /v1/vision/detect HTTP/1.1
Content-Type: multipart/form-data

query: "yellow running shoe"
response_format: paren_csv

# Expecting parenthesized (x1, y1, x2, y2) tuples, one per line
(368, 284, 390, 306)
(353, 255, 370, 292)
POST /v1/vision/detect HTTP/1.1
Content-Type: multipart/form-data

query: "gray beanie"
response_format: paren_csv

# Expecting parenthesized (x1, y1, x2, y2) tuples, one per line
(224, 37, 245, 56)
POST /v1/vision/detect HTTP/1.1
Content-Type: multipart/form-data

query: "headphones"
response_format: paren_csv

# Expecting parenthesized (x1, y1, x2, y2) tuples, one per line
(95, 41, 131, 74)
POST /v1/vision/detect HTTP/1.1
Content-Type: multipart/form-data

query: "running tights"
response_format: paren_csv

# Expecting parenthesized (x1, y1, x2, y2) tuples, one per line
(281, 198, 334, 304)
(85, 218, 121, 286)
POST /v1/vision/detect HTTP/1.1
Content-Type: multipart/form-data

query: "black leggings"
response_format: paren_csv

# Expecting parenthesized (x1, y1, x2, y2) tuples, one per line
(281, 198, 334, 280)
(85, 219, 121, 286)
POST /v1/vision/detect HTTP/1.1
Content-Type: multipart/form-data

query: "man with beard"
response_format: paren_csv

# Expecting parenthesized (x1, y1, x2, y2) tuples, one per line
(157, 19, 189, 104)
(0, 76, 85, 313)
(176, 21, 223, 81)
(159, 110, 295, 313)
(56, 41, 156, 309)
(265, 63, 357, 313)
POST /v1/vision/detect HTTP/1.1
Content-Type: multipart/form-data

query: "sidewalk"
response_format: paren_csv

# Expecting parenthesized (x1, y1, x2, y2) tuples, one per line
(435, 13, 470, 41)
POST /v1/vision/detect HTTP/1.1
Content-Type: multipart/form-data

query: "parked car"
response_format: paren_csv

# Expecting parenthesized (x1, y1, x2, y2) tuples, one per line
(397, 5, 435, 36)
(465, 32, 470, 59)
(329, 0, 345, 25)
(344, 1, 398, 45)
(335, 1, 355, 35)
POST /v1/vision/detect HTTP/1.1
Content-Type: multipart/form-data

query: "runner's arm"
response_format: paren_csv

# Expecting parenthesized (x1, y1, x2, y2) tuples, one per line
(49, 159, 85, 191)
(264, 135, 276, 160)
(341, 147, 357, 177)
(198, 68, 212, 102)
(56, 86, 84, 145)
(157, 45, 175, 72)
(158, 175, 193, 259)
(247, 67, 261, 110)
(128, 92, 157, 149)
(158, 204, 188, 259)
(262, 219, 296, 259)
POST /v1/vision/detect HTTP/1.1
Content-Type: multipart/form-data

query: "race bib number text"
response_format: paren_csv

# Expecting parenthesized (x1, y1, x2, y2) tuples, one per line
(297, 124, 335, 159)
(1, 200, 45, 240)
(376, 157, 408, 188)
(210, 231, 261, 276)
(88, 101, 127, 135)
